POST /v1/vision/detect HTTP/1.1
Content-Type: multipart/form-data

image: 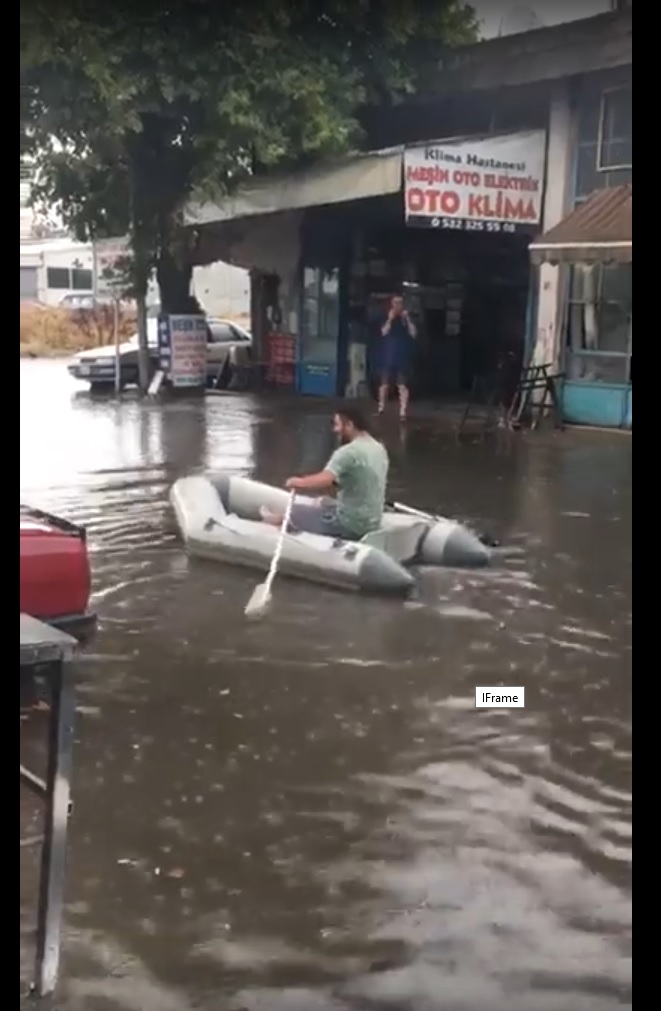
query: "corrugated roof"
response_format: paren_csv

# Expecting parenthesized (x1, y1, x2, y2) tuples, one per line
(529, 184, 632, 265)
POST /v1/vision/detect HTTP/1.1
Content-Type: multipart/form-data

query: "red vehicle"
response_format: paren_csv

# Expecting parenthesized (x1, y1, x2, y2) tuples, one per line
(20, 505, 96, 644)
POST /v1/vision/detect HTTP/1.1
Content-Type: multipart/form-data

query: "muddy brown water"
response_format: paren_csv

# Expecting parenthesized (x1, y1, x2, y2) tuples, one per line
(20, 359, 631, 1011)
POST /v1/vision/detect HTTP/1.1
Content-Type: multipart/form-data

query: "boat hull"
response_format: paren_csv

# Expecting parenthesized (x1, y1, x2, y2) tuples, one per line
(170, 473, 490, 596)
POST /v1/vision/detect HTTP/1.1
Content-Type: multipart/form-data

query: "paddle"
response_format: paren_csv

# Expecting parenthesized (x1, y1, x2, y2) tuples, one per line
(388, 500, 500, 548)
(244, 491, 296, 619)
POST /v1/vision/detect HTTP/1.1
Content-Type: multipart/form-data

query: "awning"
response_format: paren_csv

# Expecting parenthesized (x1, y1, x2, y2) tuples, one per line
(529, 184, 632, 265)
(185, 147, 403, 227)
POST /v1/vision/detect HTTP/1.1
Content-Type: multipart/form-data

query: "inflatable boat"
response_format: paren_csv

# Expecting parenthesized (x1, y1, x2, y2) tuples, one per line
(170, 472, 490, 597)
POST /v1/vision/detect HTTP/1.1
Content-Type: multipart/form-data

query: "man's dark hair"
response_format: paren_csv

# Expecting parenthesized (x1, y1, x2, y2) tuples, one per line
(336, 403, 371, 433)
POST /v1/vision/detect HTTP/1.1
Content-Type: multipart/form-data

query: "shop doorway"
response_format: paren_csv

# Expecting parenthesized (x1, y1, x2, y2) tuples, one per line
(355, 221, 531, 404)
(405, 232, 531, 401)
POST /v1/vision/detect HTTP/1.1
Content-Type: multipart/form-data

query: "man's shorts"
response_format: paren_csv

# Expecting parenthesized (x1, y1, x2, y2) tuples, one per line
(289, 498, 357, 540)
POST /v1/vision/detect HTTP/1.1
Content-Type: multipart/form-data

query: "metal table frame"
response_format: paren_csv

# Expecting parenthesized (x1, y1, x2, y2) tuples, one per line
(20, 613, 77, 997)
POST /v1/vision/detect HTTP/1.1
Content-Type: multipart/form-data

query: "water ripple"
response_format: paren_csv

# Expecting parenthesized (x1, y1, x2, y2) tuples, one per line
(20, 361, 631, 1010)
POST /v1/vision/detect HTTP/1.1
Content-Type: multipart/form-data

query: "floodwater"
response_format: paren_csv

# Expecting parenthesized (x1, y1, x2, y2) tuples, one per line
(20, 358, 632, 1011)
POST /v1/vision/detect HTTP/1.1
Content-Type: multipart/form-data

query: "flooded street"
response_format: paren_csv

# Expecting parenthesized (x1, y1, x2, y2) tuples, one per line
(20, 358, 632, 1011)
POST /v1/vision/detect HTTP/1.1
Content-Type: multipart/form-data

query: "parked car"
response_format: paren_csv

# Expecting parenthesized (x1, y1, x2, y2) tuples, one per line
(20, 504, 96, 644)
(67, 317, 252, 391)
(59, 293, 97, 309)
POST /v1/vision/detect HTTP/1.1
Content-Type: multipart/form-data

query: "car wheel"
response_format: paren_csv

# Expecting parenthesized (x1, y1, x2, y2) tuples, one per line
(89, 380, 115, 394)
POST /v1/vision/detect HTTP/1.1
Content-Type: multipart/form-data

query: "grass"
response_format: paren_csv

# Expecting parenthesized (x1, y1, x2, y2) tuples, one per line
(20, 305, 252, 358)
(20, 303, 136, 358)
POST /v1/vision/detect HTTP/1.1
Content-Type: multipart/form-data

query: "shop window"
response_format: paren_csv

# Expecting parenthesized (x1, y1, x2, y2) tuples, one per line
(575, 143, 600, 203)
(300, 266, 339, 364)
(71, 267, 93, 291)
(576, 92, 601, 147)
(574, 83, 632, 203)
(566, 263, 631, 383)
(575, 150, 632, 205)
(46, 267, 70, 290)
(598, 87, 632, 171)
(319, 271, 339, 344)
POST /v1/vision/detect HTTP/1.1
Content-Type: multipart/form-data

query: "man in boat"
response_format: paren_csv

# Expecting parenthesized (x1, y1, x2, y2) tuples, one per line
(260, 405, 389, 541)
(376, 293, 417, 420)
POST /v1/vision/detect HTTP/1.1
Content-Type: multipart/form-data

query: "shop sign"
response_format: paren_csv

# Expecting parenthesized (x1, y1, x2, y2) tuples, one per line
(158, 314, 208, 388)
(404, 130, 546, 234)
(94, 237, 130, 298)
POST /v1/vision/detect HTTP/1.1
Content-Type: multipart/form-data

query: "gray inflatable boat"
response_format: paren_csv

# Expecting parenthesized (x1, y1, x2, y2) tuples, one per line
(170, 472, 490, 597)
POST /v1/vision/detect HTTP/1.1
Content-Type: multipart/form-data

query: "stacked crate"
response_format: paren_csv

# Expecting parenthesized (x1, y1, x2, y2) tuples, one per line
(266, 332, 296, 388)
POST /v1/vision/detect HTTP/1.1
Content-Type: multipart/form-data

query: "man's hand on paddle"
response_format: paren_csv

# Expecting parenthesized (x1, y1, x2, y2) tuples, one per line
(285, 471, 335, 493)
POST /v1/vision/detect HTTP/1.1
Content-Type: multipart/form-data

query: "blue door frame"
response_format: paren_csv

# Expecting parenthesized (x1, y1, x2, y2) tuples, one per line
(297, 256, 349, 397)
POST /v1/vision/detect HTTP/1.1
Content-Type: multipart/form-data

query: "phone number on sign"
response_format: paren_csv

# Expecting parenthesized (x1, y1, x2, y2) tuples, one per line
(431, 218, 518, 233)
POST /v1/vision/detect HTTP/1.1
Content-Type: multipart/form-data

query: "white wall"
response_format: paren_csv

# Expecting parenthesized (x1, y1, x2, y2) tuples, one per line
(20, 239, 95, 305)
(192, 261, 250, 319)
(532, 81, 575, 366)
(20, 237, 249, 315)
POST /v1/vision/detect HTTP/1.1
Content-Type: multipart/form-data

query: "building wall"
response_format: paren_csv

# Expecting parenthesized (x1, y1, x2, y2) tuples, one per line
(532, 66, 632, 427)
(20, 237, 250, 317)
(192, 262, 250, 319)
(19, 240, 95, 305)
(533, 81, 575, 366)
(565, 70, 632, 427)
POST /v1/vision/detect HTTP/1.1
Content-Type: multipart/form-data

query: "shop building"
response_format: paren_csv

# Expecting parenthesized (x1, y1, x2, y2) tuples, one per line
(531, 70, 631, 428)
(185, 8, 631, 426)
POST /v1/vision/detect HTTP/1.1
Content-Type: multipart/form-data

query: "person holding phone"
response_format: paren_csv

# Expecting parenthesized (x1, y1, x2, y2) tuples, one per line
(377, 294, 417, 421)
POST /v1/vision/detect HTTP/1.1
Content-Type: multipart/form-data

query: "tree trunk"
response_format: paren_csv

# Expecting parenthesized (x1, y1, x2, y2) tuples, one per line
(136, 289, 150, 392)
(156, 246, 194, 315)
(127, 158, 153, 394)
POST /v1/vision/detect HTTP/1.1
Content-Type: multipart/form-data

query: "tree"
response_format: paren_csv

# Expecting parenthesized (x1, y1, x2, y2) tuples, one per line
(21, 1, 478, 389)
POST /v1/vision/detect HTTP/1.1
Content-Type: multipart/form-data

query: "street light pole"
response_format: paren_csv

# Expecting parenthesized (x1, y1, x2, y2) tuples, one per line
(113, 295, 121, 396)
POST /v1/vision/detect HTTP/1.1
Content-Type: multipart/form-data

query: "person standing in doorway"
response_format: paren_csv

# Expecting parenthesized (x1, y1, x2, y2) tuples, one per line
(377, 294, 417, 421)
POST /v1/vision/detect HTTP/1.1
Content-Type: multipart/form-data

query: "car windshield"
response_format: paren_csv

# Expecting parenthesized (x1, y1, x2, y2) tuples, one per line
(209, 319, 251, 340)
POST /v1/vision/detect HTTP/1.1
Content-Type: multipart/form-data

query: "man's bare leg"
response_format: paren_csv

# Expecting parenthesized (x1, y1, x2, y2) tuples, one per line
(260, 506, 283, 527)
(397, 383, 409, 420)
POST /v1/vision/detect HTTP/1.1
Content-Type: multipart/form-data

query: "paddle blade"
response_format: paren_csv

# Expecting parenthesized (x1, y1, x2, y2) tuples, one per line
(244, 581, 272, 619)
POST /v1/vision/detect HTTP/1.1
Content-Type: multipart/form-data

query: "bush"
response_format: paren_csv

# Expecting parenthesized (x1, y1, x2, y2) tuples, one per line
(20, 303, 137, 357)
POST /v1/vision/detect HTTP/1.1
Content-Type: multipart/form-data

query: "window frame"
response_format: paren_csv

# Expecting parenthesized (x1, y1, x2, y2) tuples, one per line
(564, 263, 632, 385)
(71, 267, 93, 291)
(46, 267, 71, 290)
(596, 86, 632, 173)
(299, 265, 340, 364)
(229, 324, 250, 343)
(208, 322, 235, 343)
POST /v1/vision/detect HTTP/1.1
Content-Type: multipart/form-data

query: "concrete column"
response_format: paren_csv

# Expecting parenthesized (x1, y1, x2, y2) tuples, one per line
(532, 81, 575, 367)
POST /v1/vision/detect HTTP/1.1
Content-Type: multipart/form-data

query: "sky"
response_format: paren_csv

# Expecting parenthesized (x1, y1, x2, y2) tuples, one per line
(472, 0, 612, 37)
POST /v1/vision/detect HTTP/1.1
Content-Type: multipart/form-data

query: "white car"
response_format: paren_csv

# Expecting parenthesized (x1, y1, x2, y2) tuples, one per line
(60, 294, 97, 309)
(68, 317, 252, 391)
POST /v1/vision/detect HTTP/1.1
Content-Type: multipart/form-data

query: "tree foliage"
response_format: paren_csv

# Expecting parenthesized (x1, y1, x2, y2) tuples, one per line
(21, 1, 478, 384)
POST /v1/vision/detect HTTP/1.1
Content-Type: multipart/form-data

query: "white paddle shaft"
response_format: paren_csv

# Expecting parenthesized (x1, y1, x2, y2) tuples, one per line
(261, 490, 296, 598)
(392, 500, 433, 521)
